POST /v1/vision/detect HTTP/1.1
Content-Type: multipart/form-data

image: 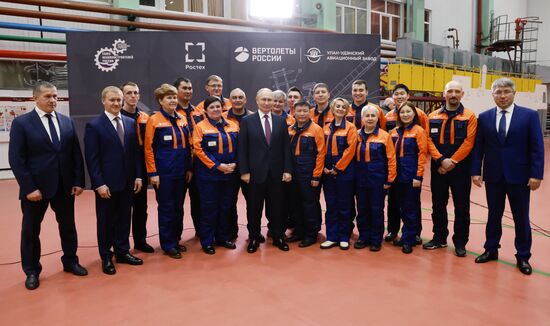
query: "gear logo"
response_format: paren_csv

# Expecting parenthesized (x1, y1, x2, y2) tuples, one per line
(94, 39, 133, 72)
(305, 47, 323, 63)
(234, 47, 250, 62)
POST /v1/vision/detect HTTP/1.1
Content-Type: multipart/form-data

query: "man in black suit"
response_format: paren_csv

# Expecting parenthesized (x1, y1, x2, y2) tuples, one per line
(84, 86, 144, 275)
(238, 88, 293, 253)
(9, 81, 88, 290)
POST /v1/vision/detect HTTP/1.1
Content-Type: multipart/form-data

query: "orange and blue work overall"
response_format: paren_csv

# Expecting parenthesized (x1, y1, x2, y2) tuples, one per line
(346, 101, 387, 130)
(144, 109, 191, 253)
(176, 103, 204, 234)
(323, 120, 358, 242)
(222, 108, 249, 238)
(390, 124, 427, 246)
(120, 108, 150, 246)
(385, 107, 429, 238)
(279, 111, 296, 127)
(288, 120, 325, 242)
(355, 127, 396, 246)
(427, 104, 477, 248)
(193, 117, 239, 248)
(310, 104, 334, 127)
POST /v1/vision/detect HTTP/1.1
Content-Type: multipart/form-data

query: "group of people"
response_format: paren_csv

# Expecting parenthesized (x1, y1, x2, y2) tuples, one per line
(9, 75, 544, 290)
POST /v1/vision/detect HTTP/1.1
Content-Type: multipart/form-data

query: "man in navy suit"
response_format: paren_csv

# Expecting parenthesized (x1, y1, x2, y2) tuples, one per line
(9, 81, 87, 290)
(471, 78, 544, 275)
(238, 88, 293, 253)
(84, 86, 144, 275)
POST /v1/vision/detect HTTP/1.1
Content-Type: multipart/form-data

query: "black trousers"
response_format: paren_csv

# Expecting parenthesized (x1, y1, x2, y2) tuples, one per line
(21, 186, 78, 276)
(430, 162, 471, 247)
(131, 180, 148, 245)
(246, 177, 285, 241)
(229, 177, 248, 239)
(95, 188, 132, 259)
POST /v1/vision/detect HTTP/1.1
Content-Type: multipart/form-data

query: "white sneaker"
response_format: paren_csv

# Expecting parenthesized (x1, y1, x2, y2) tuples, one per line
(320, 241, 338, 249)
(339, 241, 350, 250)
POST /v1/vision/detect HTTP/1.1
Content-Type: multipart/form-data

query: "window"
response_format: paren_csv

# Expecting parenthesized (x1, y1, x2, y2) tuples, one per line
(336, 0, 367, 34)
(337, 0, 402, 42)
(424, 9, 431, 42)
(370, 0, 402, 42)
(141, 0, 224, 17)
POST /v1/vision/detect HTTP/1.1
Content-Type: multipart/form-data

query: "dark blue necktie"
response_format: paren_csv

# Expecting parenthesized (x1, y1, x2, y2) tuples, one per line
(45, 113, 60, 149)
(498, 110, 507, 142)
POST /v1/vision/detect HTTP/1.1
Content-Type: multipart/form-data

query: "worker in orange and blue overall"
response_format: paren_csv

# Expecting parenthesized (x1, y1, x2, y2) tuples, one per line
(389, 101, 428, 254)
(355, 105, 397, 252)
(144, 84, 192, 260)
(424, 81, 477, 257)
(174, 77, 203, 241)
(385, 84, 429, 245)
(310, 83, 334, 127)
(321, 98, 358, 250)
(287, 100, 325, 248)
(346, 79, 387, 131)
(193, 96, 240, 255)
(222, 88, 251, 240)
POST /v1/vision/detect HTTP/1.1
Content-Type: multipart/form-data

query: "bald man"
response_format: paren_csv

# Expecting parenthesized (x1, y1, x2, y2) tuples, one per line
(424, 81, 477, 257)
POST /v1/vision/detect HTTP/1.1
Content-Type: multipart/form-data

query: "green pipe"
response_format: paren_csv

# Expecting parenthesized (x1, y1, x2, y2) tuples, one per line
(0, 34, 66, 44)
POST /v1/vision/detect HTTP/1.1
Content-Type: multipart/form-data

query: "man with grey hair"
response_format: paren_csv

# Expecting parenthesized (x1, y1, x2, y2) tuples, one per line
(238, 88, 292, 253)
(471, 77, 544, 275)
(9, 81, 87, 290)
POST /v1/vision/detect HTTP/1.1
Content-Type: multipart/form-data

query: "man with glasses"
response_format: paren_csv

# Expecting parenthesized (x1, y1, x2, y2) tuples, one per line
(471, 78, 544, 275)
(195, 75, 231, 113)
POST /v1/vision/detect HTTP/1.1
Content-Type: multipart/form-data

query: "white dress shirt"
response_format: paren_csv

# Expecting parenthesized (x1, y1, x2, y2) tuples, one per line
(35, 107, 60, 143)
(495, 104, 514, 135)
(104, 110, 124, 132)
(258, 111, 272, 137)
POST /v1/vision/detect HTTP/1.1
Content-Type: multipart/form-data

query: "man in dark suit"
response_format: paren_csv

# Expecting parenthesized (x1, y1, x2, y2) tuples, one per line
(471, 78, 544, 275)
(9, 81, 88, 290)
(238, 88, 293, 253)
(84, 86, 144, 275)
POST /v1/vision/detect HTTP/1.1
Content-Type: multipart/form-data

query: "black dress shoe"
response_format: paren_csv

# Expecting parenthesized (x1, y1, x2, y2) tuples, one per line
(247, 240, 260, 253)
(455, 247, 467, 257)
(102, 259, 116, 275)
(176, 243, 187, 252)
(63, 263, 88, 276)
(384, 232, 397, 242)
(25, 274, 39, 290)
(135, 242, 155, 253)
(258, 234, 266, 243)
(402, 244, 413, 254)
(369, 244, 381, 252)
(116, 253, 143, 265)
(286, 234, 303, 243)
(298, 238, 316, 248)
(165, 248, 182, 259)
(392, 238, 403, 247)
(202, 246, 216, 255)
(517, 260, 532, 275)
(475, 251, 498, 263)
(273, 238, 289, 251)
(354, 239, 369, 249)
(216, 240, 237, 249)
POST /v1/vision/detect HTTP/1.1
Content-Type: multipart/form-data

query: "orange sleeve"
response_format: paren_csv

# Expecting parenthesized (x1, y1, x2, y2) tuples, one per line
(378, 106, 387, 130)
(335, 124, 358, 172)
(144, 117, 157, 175)
(313, 127, 325, 179)
(385, 133, 397, 184)
(451, 112, 478, 163)
(417, 108, 429, 133)
(415, 126, 428, 179)
(192, 123, 217, 169)
(194, 101, 205, 116)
